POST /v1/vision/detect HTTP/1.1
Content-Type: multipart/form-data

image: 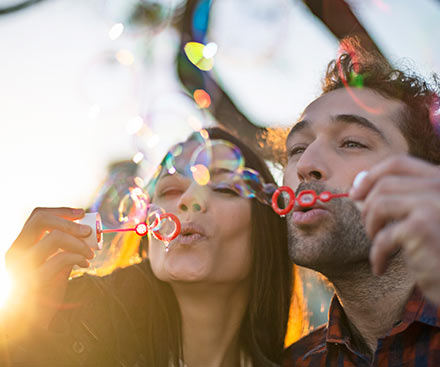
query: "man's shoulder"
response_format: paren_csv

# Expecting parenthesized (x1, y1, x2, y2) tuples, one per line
(283, 324, 328, 365)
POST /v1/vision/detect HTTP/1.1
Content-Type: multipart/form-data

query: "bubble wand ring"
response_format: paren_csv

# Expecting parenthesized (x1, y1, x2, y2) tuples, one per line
(271, 186, 295, 216)
(151, 213, 181, 243)
(271, 186, 349, 216)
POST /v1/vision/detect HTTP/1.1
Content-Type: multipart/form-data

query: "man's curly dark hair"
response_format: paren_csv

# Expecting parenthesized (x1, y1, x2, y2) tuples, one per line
(323, 37, 440, 164)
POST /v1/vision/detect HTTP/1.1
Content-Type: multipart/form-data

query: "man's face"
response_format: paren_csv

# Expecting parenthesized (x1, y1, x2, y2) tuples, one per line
(284, 87, 409, 276)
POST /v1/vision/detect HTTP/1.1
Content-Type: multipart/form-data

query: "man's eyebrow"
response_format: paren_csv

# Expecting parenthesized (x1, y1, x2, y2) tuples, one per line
(286, 119, 310, 143)
(334, 114, 388, 143)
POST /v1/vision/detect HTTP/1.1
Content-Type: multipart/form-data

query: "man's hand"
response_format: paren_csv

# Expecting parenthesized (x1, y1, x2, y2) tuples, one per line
(4, 207, 94, 333)
(350, 155, 440, 306)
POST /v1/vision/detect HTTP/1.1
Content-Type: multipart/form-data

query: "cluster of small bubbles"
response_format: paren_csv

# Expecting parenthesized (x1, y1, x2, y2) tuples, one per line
(101, 0, 185, 40)
(133, 91, 208, 174)
(118, 186, 150, 224)
(146, 204, 165, 231)
(89, 161, 140, 228)
(146, 135, 279, 208)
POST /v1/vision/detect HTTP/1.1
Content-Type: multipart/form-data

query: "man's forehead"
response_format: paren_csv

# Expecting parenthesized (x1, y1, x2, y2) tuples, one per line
(287, 88, 405, 141)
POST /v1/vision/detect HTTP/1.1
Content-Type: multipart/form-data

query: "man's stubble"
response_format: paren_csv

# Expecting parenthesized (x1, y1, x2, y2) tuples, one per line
(287, 182, 372, 279)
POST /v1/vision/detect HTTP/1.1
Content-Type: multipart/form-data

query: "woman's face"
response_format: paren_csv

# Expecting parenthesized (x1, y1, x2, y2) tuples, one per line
(148, 139, 253, 284)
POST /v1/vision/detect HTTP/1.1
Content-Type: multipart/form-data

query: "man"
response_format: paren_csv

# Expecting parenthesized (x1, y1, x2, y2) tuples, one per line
(282, 38, 440, 366)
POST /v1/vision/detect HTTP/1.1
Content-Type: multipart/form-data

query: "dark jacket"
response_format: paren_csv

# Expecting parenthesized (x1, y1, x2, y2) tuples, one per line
(5, 262, 154, 367)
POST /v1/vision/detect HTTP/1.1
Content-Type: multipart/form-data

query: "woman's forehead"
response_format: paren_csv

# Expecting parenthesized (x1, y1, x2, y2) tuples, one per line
(164, 138, 245, 175)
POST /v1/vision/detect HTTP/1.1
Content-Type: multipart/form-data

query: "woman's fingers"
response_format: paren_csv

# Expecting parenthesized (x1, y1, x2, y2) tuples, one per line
(29, 230, 95, 266)
(38, 251, 90, 284)
(12, 207, 90, 250)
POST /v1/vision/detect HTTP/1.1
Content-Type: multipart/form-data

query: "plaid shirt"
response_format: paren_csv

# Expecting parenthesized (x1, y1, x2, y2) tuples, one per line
(283, 288, 440, 366)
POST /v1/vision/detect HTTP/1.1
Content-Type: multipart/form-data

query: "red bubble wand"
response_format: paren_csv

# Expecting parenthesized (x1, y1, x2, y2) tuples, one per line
(99, 213, 181, 249)
(271, 186, 349, 216)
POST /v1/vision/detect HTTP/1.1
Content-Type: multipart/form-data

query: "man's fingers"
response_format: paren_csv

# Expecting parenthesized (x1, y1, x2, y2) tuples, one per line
(13, 208, 90, 248)
(363, 194, 417, 239)
(38, 251, 90, 284)
(351, 155, 439, 201)
(370, 221, 405, 275)
(29, 230, 95, 266)
(363, 175, 440, 200)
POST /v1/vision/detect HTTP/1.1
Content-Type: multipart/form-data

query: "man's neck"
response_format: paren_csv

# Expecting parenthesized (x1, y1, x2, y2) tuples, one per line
(328, 256, 415, 357)
(172, 281, 249, 367)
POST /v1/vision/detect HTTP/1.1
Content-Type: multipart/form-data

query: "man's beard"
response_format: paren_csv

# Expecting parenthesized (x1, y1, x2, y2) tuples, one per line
(287, 182, 371, 278)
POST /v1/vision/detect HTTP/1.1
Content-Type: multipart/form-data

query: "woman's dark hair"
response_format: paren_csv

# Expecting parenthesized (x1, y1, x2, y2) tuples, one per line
(136, 127, 293, 366)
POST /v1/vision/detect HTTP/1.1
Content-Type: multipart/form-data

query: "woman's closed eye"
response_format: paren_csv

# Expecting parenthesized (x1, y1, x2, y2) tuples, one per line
(211, 183, 240, 196)
(158, 188, 183, 198)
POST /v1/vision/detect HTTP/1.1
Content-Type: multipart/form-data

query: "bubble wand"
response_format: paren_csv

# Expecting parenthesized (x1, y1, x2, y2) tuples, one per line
(77, 212, 181, 251)
(271, 187, 349, 216)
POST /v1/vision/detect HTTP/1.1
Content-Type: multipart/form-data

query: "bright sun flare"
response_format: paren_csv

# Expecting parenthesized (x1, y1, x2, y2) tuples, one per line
(0, 268, 12, 308)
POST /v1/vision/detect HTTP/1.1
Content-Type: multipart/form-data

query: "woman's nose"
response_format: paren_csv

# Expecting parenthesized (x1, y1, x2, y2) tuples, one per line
(177, 183, 207, 213)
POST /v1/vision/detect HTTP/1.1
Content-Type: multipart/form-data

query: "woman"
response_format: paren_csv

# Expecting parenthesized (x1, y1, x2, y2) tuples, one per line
(3, 128, 294, 366)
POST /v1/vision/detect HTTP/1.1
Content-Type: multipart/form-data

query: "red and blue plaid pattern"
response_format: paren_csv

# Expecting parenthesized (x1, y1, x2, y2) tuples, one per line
(283, 288, 440, 366)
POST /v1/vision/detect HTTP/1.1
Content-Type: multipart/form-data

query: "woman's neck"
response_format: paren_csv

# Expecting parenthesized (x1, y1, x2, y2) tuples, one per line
(172, 280, 250, 367)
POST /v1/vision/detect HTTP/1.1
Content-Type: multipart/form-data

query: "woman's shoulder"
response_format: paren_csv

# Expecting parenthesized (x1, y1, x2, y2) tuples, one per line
(47, 260, 156, 366)
(68, 260, 153, 296)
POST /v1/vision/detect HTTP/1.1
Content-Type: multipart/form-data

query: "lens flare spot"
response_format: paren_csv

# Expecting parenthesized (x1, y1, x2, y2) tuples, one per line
(109, 22, 124, 40)
(193, 89, 211, 108)
(191, 164, 210, 185)
(200, 129, 209, 140)
(133, 152, 144, 164)
(126, 116, 144, 135)
(184, 42, 214, 71)
(116, 49, 135, 66)
(203, 42, 218, 59)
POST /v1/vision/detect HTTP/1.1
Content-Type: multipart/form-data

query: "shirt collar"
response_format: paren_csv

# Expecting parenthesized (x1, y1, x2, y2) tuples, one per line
(388, 287, 440, 335)
(325, 294, 350, 344)
(325, 286, 440, 344)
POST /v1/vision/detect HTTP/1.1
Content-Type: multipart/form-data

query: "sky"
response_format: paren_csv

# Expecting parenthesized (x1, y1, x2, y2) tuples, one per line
(0, 0, 439, 298)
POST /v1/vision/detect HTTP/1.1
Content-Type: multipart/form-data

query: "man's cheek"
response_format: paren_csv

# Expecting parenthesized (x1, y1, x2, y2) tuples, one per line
(283, 167, 299, 188)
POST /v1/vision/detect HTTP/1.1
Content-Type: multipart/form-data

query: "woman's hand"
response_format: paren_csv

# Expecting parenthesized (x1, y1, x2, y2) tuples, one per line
(350, 155, 440, 306)
(4, 207, 95, 332)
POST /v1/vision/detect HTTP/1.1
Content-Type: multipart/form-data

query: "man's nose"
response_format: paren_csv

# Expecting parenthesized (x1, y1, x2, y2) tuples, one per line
(295, 143, 329, 182)
(177, 182, 208, 214)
